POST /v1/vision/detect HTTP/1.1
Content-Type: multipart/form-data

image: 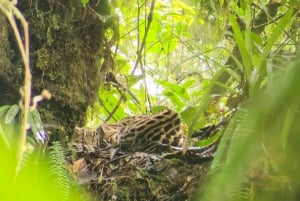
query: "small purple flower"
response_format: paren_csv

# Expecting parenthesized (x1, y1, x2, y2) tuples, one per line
(37, 130, 47, 143)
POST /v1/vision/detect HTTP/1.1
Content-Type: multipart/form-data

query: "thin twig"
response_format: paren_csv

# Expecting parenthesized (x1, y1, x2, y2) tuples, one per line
(0, 0, 31, 165)
(98, 96, 118, 122)
(104, 94, 124, 122)
(131, 0, 156, 75)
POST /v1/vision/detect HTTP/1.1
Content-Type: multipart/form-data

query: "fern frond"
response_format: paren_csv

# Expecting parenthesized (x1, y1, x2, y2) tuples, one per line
(210, 107, 249, 171)
(48, 141, 71, 201)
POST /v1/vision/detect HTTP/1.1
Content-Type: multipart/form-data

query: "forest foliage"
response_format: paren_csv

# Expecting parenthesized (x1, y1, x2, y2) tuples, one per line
(0, 0, 300, 200)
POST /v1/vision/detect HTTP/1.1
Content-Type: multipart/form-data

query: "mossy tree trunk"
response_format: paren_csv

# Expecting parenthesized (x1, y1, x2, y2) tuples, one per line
(0, 0, 116, 141)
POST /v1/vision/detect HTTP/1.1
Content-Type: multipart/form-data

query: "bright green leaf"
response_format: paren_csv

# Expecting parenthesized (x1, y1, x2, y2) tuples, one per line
(29, 109, 46, 143)
(174, 0, 196, 15)
(196, 129, 223, 147)
(180, 106, 205, 129)
(162, 91, 185, 110)
(182, 78, 197, 89)
(80, 0, 89, 6)
(151, 106, 170, 114)
(229, 13, 252, 79)
(5, 104, 19, 124)
(157, 80, 190, 101)
(126, 75, 145, 88)
(257, 9, 293, 73)
(0, 105, 10, 119)
(0, 125, 10, 149)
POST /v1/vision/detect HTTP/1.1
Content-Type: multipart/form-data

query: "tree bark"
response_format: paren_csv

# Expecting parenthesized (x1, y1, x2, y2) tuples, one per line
(0, 0, 116, 141)
(0, 12, 20, 105)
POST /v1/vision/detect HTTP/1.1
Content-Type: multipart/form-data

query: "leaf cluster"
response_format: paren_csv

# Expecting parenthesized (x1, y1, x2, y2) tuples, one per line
(199, 58, 300, 201)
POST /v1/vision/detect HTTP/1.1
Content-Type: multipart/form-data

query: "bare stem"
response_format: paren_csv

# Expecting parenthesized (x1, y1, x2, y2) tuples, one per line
(0, 0, 31, 166)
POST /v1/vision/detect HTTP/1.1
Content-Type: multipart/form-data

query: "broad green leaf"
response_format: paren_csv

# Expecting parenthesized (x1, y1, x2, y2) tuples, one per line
(80, 0, 89, 6)
(220, 48, 244, 72)
(289, 0, 300, 6)
(244, 4, 252, 56)
(151, 106, 170, 114)
(162, 91, 185, 110)
(219, 0, 224, 7)
(104, 98, 127, 121)
(196, 129, 223, 147)
(29, 109, 47, 143)
(229, 13, 252, 79)
(281, 103, 297, 151)
(127, 86, 145, 113)
(174, 0, 196, 15)
(223, 68, 241, 82)
(182, 77, 197, 89)
(180, 106, 197, 123)
(126, 75, 144, 88)
(180, 106, 205, 129)
(0, 105, 10, 119)
(5, 104, 19, 124)
(214, 81, 238, 93)
(189, 68, 226, 135)
(115, 56, 131, 74)
(251, 32, 263, 46)
(232, 2, 245, 16)
(201, 59, 300, 201)
(0, 125, 10, 149)
(157, 80, 190, 101)
(257, 9, 293, 72)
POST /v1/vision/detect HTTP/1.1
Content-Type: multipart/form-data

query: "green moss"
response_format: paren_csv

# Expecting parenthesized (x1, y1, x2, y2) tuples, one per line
(15, 0, 117, 141)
